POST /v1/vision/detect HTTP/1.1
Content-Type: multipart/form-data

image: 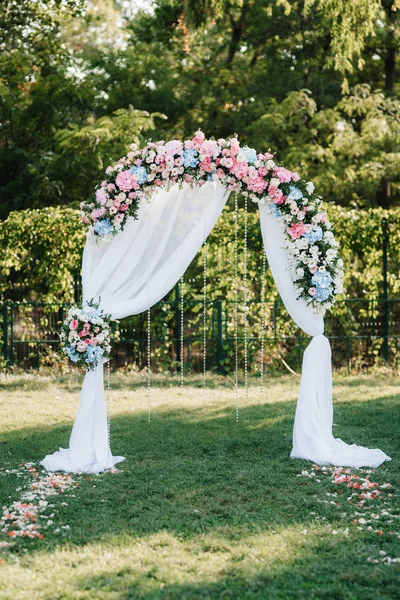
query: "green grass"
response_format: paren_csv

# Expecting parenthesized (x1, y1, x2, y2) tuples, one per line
(0, 372, 399, 600)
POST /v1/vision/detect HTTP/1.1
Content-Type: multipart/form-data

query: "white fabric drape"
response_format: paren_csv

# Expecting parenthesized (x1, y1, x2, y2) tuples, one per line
(41, 182, 230, 473)
(41, 183, 390, 474)
(259, 204, 390, 468)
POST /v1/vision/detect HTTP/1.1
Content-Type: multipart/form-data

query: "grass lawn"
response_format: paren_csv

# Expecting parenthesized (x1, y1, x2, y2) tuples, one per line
(0, 371, 399, 600)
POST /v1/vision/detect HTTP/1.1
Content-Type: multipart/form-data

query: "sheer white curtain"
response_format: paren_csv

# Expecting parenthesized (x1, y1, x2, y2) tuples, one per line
(41, 184, 391, 474)
(259, 204, 390, 468)
(41, 182, 230, 473)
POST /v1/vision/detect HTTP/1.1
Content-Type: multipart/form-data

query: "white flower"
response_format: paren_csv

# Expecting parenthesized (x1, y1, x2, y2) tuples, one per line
(117, 192, 126, 201)
(296, 268, 304, 278)
(297, 211, 305, 221)
(295, 238, 308, 250)
(324, 231, 334, 240)
(337, 258, 344, 268)
(306, 181, 315, 195)
(106, 199, 113, 208)
(269, 177, 280, 187)
(318, 266, 326, 272)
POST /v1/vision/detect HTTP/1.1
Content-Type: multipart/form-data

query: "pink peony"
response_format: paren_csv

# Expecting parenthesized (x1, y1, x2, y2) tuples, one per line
(200, 140, 221, 158)
(247, 176, 268, 194)
(116, 170, 136, 192)
(96, 189, 108, 205)
(165, 140, 183, 155)
(230, 161, 249, 179)
(287, 222, 306, 239)
(274, 167, 293, 183)
(70, 320, 78, 330)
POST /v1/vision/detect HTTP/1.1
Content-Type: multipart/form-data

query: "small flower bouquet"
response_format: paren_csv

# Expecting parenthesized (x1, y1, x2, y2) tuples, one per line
(60, 300, 112, 370)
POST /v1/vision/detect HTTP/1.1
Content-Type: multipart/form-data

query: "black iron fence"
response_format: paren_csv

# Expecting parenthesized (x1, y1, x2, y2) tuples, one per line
(1, 298, 400, 373)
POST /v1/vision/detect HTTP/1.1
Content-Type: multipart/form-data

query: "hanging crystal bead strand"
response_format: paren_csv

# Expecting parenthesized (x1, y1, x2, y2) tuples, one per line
(234, 194, 239, 423)
(147, 306, 151, 423)
(180, 275, 184, 388)
(107, 357, 111, 446)
(244, 195, 249, 403)
(260, 249, 266, 393)
(202, 240, 207, 407)
(179, 198, 184, 388)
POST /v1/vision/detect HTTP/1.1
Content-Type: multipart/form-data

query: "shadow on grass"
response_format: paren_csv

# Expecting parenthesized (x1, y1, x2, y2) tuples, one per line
(63, 533, 400, 600)
(0, 392, 398, 560)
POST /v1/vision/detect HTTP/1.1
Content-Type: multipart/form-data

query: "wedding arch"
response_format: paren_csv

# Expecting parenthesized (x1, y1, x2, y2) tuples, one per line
(41, 132, 390, 474)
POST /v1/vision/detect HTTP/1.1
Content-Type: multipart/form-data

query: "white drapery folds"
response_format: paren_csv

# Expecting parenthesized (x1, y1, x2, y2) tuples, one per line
(42, 183, 390, 473)
(41, 182, 230, 473)
(259, 204, 390, 468)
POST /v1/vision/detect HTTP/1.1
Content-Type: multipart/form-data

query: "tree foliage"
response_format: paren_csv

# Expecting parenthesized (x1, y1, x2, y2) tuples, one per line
(0, 0, 400, 218)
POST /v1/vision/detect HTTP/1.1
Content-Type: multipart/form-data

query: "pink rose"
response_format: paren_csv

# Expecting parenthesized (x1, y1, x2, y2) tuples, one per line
(268, 186, 284, 204)
(116, 170, 136, 192)
(70, 320, 78, 330)
(308, 287, 317, 296)
(84, 338, 90, 345)
(89, 338, 98, 346)
(81, 216, 90, 225)
(76, 341, 87, 352)
(114, 213, 124, 224)
(193, 131, 205, 145)
(120, 203, 129, 211)
(309, 265, 318, 274)
(109, 206, 118, 215)
(287, 223, 306, 239)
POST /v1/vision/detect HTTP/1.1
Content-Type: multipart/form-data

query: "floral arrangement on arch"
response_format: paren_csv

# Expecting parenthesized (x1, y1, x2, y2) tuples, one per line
(60, 300, 113, 370)
(80, 131, 343, 314)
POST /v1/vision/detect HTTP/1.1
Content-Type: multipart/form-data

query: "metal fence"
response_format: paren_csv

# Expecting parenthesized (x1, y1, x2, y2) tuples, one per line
(1, 297, 400, 373)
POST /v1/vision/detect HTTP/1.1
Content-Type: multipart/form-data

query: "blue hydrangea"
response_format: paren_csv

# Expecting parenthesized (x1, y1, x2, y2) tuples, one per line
(85, 345, 104, 365)
(241, 146, 258, 164)
(269, 203, 282, 219)
(314, 285, 333, 302)
(66, 346, 80, 362)
(130, 165, 148, 184)
(311, 270, 333, 289)
(288, 186, 303, 201)
(182, 148, 199, 168)
(94, 219, 113, 237)
(306, 225, 323, 244)
(86, 306, 102, 320)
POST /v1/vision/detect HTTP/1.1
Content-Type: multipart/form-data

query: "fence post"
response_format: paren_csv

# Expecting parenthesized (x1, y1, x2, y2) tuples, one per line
(382, 218, 389, 362)
(217, 300, 223, 373)
(2, 301, 8, 369)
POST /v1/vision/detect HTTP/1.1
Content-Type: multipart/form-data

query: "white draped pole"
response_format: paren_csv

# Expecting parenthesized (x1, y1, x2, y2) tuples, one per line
(259, 203, 391, 468)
